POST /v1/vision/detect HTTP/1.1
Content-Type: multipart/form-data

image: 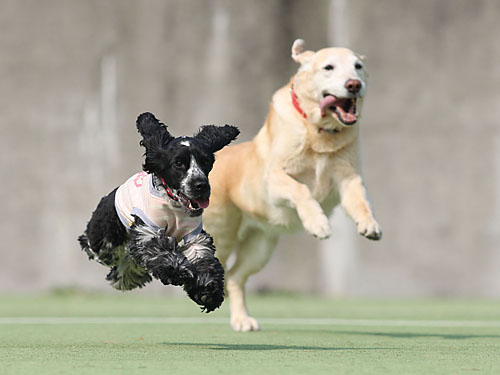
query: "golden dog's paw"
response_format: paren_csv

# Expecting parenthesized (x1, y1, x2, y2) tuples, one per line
(231, 315, 260, 332)
(303, 214, 331, 240)
(357, 218, 382, 240)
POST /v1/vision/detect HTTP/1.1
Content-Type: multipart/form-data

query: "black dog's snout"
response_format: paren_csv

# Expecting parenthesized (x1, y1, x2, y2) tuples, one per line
(194, 179, 210, 193)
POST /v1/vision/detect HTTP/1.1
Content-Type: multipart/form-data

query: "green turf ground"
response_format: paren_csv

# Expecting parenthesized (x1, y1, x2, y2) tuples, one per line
(1, 291, 499, 374)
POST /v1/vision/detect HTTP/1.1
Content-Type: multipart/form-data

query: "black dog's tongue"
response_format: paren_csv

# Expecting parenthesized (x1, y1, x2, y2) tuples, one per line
(192, 198, 209, 209)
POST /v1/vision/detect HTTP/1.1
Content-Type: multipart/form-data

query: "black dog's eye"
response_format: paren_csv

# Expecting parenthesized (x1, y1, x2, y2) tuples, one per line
(355, 62, 363, 70)
(324, 64, 334, 71)
(174, 160, 185, 169)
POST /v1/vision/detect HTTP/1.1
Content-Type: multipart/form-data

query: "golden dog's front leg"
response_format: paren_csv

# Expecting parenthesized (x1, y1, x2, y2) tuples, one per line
(268, 166, 331, 239)
(337, 174, 382, 240)
(331, 143, 382, 241)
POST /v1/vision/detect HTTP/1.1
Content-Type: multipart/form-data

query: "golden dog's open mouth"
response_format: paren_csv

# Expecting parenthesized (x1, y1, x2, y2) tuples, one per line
(320, 94, 358, 125)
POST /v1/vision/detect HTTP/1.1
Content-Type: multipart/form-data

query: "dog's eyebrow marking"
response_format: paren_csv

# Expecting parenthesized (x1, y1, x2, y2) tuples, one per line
(180, 140, 190, 147)
(180, 155, 206, 193)
(186, 155, 204, 179)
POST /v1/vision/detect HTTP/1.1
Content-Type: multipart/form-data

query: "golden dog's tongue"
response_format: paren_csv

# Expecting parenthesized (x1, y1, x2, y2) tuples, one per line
(320, 95, 337, 117)
(320, 95, 357, 124)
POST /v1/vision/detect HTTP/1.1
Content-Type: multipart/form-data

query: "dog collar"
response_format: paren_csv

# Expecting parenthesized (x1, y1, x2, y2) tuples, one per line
(159, 177, 179, 202)
(291, 84, 328, 120)
(290, 85, 307, 119)
(291, 84, 338, 134)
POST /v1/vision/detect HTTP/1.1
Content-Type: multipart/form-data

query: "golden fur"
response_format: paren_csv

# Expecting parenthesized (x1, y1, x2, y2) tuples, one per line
(204, 39, 382, 331)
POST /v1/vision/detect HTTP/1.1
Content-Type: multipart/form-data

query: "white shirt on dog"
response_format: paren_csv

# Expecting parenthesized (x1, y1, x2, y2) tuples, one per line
(114, 172, 202, 242)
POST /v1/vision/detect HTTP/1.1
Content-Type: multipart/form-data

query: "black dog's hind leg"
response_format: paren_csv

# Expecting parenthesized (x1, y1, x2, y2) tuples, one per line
(179, 231, 225, 312)
(128, 216, 195, 286)
(78, 189, 152, 290)
(79, 188, 128, 266)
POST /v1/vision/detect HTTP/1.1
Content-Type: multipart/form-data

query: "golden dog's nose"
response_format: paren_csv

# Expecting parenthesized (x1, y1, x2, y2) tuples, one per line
(345, 79, 362, 94)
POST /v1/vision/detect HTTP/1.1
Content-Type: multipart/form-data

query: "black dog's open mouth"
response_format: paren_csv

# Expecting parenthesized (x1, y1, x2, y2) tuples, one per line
(176, 191, 210, 213)
(320, 94, 358, 125)
(164, 185, 209, 214)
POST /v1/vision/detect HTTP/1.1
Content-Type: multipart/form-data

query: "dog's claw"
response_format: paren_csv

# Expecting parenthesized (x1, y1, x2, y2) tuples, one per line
(304, 214, 331, 240)
(357, 219, 382, 241)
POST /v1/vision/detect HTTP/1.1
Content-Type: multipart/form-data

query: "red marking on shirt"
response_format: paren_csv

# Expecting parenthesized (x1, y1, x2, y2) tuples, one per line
(133, 172, 148, 187)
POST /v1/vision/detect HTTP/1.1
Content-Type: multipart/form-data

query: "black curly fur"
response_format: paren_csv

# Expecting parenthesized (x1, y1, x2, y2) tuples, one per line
(128, 216, 195, 286)
(184, 256, 225, 312)
(179, 231, 225, 312)
(194, 125, 241, 154)
(78, 189, 126, 263)
(78, 112, 238, 312)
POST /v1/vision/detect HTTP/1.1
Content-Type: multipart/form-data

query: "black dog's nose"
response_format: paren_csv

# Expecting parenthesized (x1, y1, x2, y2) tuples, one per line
(194, 179, 209, 193)
(345, 79, 362, 94)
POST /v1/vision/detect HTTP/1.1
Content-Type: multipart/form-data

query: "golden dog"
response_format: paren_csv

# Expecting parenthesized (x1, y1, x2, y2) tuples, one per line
(204, 39, 382, 331)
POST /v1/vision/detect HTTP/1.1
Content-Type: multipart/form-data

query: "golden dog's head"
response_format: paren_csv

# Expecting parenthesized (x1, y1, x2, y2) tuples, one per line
(291, 39, 368, 131)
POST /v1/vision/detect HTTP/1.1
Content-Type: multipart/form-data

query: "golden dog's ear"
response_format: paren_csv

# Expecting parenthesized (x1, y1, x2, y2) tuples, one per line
(291, 39, 314, 65)
(355, 54, 369, 77)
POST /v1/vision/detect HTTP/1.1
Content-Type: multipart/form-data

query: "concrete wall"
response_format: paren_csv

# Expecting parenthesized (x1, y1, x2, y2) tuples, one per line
(1, 0, 499, 297)
(348, 0, 500, 297)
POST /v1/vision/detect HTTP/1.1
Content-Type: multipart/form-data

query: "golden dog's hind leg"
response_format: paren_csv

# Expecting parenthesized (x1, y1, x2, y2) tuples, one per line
(226, 230, 278, 332)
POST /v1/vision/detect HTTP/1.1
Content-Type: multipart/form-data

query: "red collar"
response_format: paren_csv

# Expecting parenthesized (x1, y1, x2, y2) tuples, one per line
(291, 85, 340, 135)
(290, 85, 307, 119)
(291, 85, 328, 120)
(160, 177, 178, 201)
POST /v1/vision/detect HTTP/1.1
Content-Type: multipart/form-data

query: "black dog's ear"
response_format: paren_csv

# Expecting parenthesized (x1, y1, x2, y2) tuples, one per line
(136, 112, 174, 148)
(142, 147, 169, 175)
(136, 112, 173, 174)
(194, 125, 240, 153)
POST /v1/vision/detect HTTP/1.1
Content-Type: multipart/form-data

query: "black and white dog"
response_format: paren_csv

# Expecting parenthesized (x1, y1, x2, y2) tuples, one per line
(78, 112, 239, 312)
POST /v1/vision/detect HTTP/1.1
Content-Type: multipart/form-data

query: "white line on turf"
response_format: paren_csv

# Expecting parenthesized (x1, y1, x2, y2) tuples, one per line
(0, 317, 500, 327)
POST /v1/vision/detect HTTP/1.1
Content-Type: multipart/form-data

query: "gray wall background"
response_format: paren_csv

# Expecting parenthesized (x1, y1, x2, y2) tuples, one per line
(1, 0, 499, 297)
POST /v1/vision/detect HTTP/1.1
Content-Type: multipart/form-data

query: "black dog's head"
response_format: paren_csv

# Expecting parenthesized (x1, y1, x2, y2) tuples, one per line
(136, 112, 239, 216)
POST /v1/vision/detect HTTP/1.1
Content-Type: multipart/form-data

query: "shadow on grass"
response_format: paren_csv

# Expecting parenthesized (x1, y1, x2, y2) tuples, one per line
(336, 331, 500, 340)
(163, 342, 394, 351)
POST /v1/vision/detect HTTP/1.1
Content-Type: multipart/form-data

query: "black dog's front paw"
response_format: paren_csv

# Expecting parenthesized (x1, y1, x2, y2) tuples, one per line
(185, 279, 225, 313)
(183, 255, 225, 312)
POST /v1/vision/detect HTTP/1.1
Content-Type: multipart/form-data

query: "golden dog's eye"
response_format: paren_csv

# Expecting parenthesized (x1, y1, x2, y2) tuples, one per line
(355, 62, 363, 69)
(324, 64, 334, 71)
